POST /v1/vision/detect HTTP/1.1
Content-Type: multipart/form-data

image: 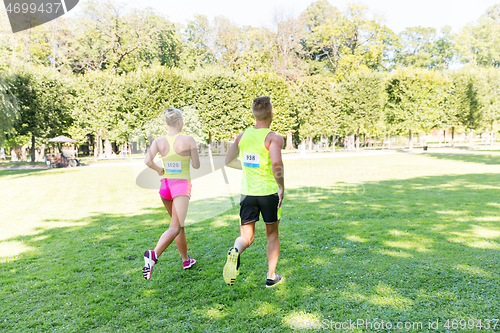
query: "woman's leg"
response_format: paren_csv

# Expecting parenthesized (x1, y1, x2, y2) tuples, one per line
(175, 227, 188, 261)
(172, 195, 190, 261)
(154, 195, 184, 257)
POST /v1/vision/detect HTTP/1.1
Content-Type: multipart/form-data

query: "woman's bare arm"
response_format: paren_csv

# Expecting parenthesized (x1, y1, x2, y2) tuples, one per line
(144, 139, 164, 176)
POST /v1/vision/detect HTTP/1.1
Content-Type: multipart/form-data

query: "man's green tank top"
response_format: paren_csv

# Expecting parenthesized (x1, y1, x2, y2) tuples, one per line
(161, 134, 191, 180)
(238, 128, 278, 196)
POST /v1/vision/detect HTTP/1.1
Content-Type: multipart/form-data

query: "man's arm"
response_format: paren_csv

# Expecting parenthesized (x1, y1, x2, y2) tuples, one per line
(225, 133, 243, 170)
(269, 133, 285, 208)
(144, 139, 164, 176)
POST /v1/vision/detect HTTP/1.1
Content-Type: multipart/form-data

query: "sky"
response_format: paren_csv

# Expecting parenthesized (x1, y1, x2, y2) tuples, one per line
(71, 0, 499, 34)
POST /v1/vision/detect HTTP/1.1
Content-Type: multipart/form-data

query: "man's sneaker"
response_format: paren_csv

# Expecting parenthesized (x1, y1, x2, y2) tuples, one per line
(183, 257, 196, 270)
(223, 247, 239, 285)
(143, 250, 158, 280)
(266, 273, 284, 288)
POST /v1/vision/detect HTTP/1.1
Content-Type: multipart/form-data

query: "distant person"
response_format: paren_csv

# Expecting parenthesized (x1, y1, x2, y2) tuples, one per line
(224, 96, 285, 288)
(142, 108, 201, 280)
(0, 147, 5, 161)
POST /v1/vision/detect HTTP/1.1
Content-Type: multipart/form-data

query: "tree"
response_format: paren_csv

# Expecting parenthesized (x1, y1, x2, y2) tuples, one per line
(394, 26, 454, 70)
(212, 16, 241, 69)
(300, 0, 340, 76)
(72, 71, 126, 158)
(447, 67, 484, 143)
(11, 66, 74, 162)
(478, 68, 500, 143)
(335, 70, 385, 149)
(385, 67, 449, 149)
(238, 26, 275, 73)
(0, 70, 19, 146)
(73, 1, 178, 73)
(119, 16, 182, 71)
(271, 8, 308, 79)
(294, 75, 336, 150)
(122, 66, 189, 147)
(301, 0, 339, 33)
(190, 68, 249, 142)
(182, 15, 214, 69)
(301, 3, 396, 77)
(455, 5, 500, 67)
(245, 72, 296, 145)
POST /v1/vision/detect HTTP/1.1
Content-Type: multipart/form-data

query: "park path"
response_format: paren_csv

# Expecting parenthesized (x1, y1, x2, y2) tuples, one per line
(1, 146, 499, 170)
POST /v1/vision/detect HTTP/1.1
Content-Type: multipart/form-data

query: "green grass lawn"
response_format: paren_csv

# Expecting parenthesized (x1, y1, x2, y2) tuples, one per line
(1, 151, 500, 332)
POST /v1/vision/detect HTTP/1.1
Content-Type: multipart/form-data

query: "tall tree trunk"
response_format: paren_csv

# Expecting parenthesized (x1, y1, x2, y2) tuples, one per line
(491, 121, 495, 146)
(469, 129, 474, 144)
(87, 135, 92, 157)
(451, 127, 455, 148)
(208, 131, 214, 172)
(332, 133, 336, 151)
(31, 134, 36, 163)
(100, 134, 104, 156)
(94, 133, 100, 160)
(308, 134, 312, 152)
(39, 143, 45, 162)
(11, 148, 18, 161)
(409, 129, 413, 150)
(105, 138, 111, 158)
(286, 132, 293, 150)
(356, 128, 360, 151)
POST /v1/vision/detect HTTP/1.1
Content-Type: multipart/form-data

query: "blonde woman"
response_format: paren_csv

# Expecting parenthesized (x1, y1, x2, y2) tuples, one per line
(143, 108, 200, 280)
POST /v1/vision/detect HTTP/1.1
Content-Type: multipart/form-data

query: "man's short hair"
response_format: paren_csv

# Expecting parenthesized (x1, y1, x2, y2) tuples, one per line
(252, 96, 272, 121)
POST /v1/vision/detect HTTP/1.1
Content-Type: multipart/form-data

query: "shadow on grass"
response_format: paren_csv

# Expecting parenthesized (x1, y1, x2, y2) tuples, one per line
(1, 173, 500, 331)
(426, 152, 500, 165)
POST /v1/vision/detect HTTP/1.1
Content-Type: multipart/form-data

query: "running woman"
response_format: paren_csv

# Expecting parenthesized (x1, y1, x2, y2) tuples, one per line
(142, 108, 200, 280)
(223, 96, 285, 288)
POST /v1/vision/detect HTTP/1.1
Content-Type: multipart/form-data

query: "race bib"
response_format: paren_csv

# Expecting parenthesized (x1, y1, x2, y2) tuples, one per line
(164, 161, 182, 173)
(243, 153, 260, 168)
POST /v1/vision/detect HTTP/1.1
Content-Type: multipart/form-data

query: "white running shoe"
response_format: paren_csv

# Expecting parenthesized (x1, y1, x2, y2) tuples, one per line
(143, 250, 158, 280)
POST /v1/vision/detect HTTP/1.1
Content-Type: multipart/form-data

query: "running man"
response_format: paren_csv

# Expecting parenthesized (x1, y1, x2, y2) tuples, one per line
(223, 96, 285, 288)
(143, 108, 200, 280)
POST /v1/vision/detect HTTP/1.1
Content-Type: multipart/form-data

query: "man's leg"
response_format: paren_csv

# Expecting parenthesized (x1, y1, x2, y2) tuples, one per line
(234, 222, 255, 254)
(265, 220, 280, 279)
(224, 222, 255, 285)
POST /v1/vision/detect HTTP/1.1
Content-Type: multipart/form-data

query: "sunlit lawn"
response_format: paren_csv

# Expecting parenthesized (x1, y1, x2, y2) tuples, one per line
(1, 150, 500, 332)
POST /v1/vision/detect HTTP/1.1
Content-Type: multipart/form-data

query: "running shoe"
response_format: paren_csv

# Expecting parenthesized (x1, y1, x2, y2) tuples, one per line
(143, 250, 158, 280)
(266, 273, 284, 288)
(223, 247, 240, 285)
(183, 257, 196, 270)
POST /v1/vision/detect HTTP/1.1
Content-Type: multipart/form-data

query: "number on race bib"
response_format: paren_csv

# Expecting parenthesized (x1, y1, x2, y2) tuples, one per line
(164, 161, 182, 173)
(243, 153, 260, 168)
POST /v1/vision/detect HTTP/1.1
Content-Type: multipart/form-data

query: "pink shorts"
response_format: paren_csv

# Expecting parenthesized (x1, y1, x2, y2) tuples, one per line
(159, 178, 192, 201)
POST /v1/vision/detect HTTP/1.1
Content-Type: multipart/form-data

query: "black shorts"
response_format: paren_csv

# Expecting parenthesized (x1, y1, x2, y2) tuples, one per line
(240, 193, 281, 225)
